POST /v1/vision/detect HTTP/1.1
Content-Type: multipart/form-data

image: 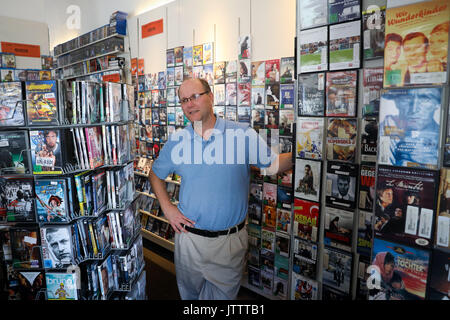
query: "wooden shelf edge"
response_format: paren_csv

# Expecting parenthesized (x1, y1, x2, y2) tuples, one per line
(141, 229, 174, 252)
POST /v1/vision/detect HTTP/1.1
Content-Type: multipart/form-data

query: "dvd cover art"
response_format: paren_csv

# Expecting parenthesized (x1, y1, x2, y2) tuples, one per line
(249, 183, 263, 225)
(326, 118, 357, 162)
(225, 83, 237, 105)
(375, 165, 439, 248)
(46, 272, 78, 300)
(174, 66, 184, 86)
(251, 61, 266, 85)
(276, 208, 291, 234)
(239, 35, 251, 59)
(237, 83, 251, 106)
(265, 110, 278, 129)
(361, 118, 378, 163)
(293, 198, 320, 242)
(0, 131, 30, 174)
(325, 161, 358, 210)
(203, 42, 213, 65)
(265, 84, 280, 110)
(26, 81, 58, 126)
(214, 84, 226, 105)
(225, 60, 237, 83)
(363, 1, 386, 59)
(30, 130, 63, 174)
(251, 108, 265, 131)
(299, 0, 328, 29)
(280, 57, 295, 83)
(280, 84, 294, 110)
(358, 210, 374, 256)
(0, 177, 34, 222)
(85, 126, 104, 169)
(329, 20, 361, 70)
(326, 71, 357, 117)
(35, 179, 68, 223)
(7, 270, 45, 300)
(384, 0, 449, 87)
(225, 106, 237, 122)
(252, 85, 265, 107)
(297, 73, 325, 116)
(294, 158, 321, 202)
(324, 206, 355, 251)
(203, 64, 214, 85)
(214, 61, 226, 84)
(279, 109, 294, 136)
(291, 273, 319, 300)
(262, 229, 275, 253)
(166, 48, 175, 67)
(213, 106, 225, 120)
(296, 117, 324, 160)
(193, 45, 203, 66)
(183, 46, 193, 68)
(41, 226, 73, 268)
(293, 238, 318, 278)
(329, 0, 361, 24)
(436, 168, 450, 248)
(275, 233, 290, 257)
(10, 228, 41, 269)
(322, 246, 353, 294)
(237, 106, 251, 123)
(174, 46, 184, 66)
(359, 164, 376, 212)
(362, 67, 383, 117)
(238, 59, 251, 83)
(369, 237, 430, 300)
(378, 87, 441, 169)
(428, 248, 450, 300)
(265, 59, 280, 84)
(0, 82, 24, 126)
(356, 254, 371, 300)
(299, 27, 328, 73)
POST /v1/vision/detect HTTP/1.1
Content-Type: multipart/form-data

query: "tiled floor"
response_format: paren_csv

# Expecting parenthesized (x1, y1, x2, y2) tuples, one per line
(143, 241, 265, 300)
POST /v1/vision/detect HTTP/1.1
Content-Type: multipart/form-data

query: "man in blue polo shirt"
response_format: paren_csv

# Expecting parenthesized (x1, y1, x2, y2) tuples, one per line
(149, 78, 293, 300)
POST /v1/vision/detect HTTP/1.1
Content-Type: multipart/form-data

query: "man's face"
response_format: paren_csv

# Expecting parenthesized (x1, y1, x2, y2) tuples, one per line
(380, 188, 394, 205)
(402, 89, 439, 130)
(179, 79, 213, 124)
(430, 31, 448, 61)
(403, 36, 428, 66)
(47, 229, 70, 261)
(337, 176, 350, 196)
(304, 166, 310, 176)
(385, 40, 401, 66)
(45, 131, 57, 148)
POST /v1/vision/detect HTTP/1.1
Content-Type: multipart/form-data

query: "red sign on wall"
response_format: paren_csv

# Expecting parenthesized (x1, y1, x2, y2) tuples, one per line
(142, 19, 164, 39)
(1, 42, 41, 57)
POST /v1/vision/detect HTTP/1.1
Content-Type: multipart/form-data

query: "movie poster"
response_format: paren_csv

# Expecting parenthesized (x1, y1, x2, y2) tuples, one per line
(384, 0, 449, 87)
(297, 73, 325, 116)
(299, 27, 328, 73)
(375, 165, 439, 248)
(326, 71, 357, 117)
(293, 198, 320, 242)
(378, 87, 441, 169)
(362, 67, 383, 117)
(296, 118, 324, 160)
(329, 20, 361, 70)
(326, 118, 357, 162)
(294, 158, 322, 202)
(369, 237, 430, 300)
(299, 0, 328, 29)
(363, 0, 386, 59)
(265, 59, 280, 84)
(26, 81, 58, 126)
(325, 161, 358, 210)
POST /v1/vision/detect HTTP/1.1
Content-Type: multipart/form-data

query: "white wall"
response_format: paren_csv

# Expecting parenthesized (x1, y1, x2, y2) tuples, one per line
(132, 0, 296, 74)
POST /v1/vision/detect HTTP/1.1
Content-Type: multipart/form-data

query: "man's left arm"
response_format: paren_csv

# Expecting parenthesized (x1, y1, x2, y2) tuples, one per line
(259, 152, 293, 176)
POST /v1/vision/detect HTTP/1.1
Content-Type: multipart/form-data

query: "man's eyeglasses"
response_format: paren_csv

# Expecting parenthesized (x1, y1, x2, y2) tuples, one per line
(180, 91, 209, 105)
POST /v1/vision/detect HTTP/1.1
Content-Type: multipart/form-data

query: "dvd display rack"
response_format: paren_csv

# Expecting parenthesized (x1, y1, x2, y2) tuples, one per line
(0, 77, 146, 300)
(293, 0, 450, 300)
(53, 12, 128, 82)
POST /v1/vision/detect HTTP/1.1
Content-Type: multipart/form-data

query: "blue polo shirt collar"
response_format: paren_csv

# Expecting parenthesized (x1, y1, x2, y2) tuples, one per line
(187, 116, 225, 142)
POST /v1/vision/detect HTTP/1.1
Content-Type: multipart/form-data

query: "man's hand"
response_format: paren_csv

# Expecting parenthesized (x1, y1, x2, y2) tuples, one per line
(163, 203, 195, 234)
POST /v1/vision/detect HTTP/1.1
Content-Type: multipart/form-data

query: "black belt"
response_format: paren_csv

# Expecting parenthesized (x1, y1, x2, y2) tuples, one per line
(183, 220, 246, 238)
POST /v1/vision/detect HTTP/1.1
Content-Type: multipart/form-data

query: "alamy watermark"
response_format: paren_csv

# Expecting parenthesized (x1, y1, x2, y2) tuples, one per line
(66, 5, 81, 30)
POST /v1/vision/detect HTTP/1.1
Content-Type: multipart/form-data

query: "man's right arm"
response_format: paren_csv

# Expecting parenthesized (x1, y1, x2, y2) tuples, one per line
(148, 169, 195, 233)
